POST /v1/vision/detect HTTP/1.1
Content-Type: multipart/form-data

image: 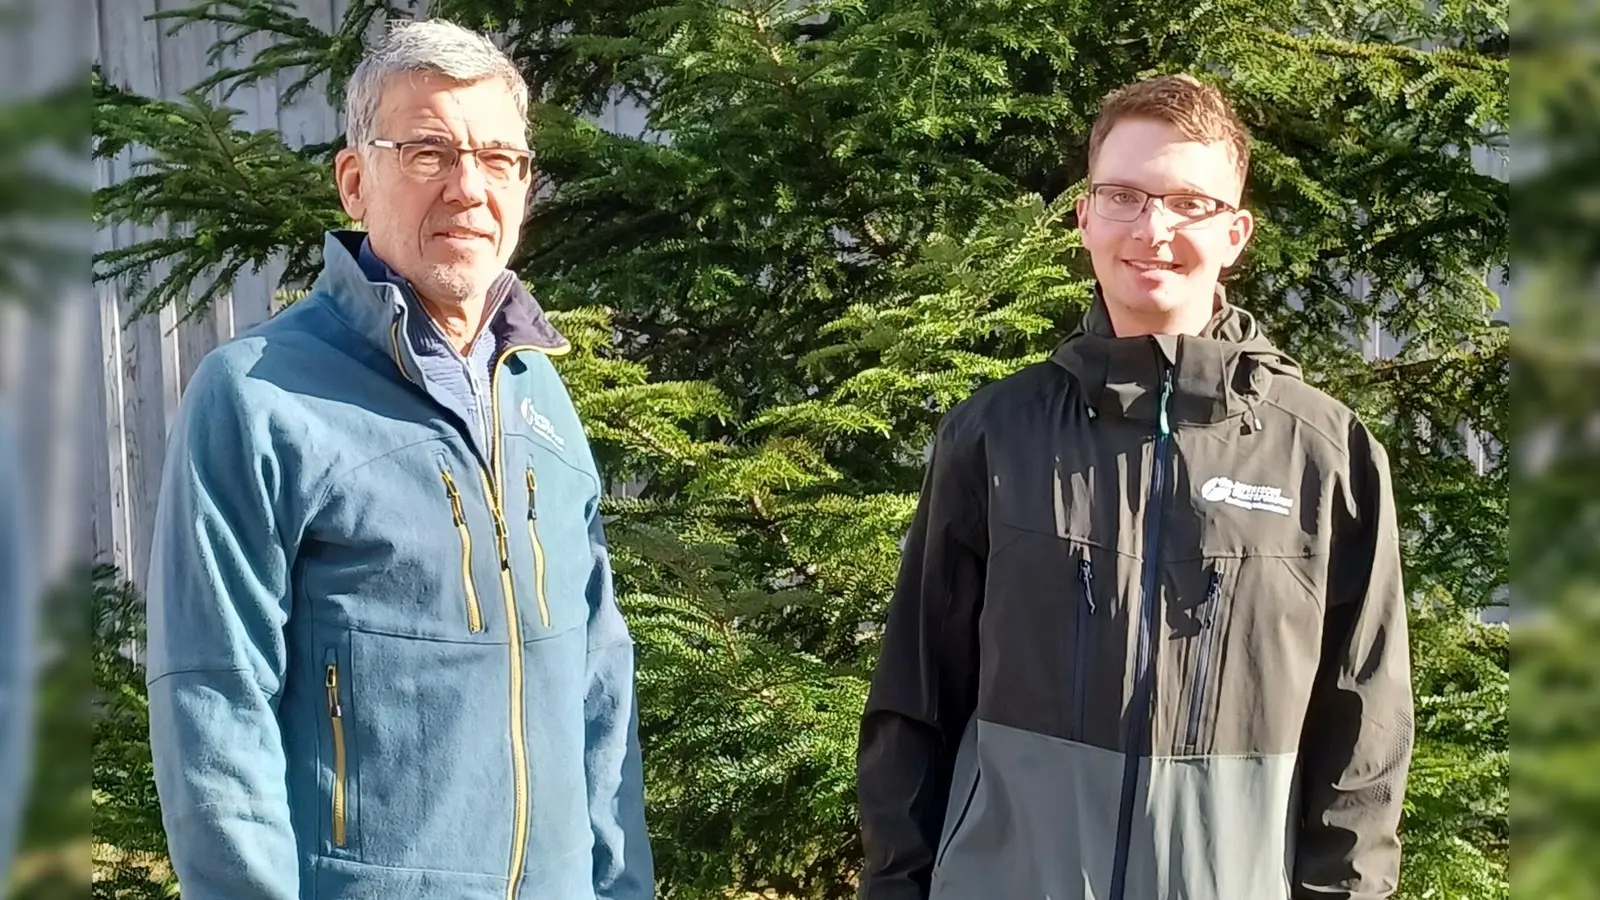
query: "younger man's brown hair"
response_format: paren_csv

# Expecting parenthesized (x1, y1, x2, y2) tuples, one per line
(1087, 74, 1252, 184)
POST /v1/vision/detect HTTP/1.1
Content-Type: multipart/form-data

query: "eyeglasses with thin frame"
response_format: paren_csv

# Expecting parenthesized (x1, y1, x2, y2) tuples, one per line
(369, 139, 534, 183)
(1088, 182, 1237, 227)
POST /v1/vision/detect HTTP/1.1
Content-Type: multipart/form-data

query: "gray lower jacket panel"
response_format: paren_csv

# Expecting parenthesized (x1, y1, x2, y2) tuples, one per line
(930, 720, 1296, 900)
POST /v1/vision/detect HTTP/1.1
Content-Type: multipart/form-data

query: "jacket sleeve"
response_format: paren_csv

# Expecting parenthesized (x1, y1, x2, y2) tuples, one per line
(144, 357, 299, 900)
(581, 490, 656, 899)
(857, 413, 987, 900)
(0, 406, 36, 883)
(1294, 423, 1414, 899)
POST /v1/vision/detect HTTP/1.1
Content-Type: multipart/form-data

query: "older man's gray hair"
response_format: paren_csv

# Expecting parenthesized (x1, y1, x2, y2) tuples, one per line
(344, 18, 530, 151)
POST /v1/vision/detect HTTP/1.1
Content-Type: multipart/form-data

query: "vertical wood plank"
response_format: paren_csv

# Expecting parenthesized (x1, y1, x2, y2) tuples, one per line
(158, 0, 226, 394)
(128, 0, 171, 592)
(151, 0, 187, 425)
(230, 262, 277, 334)
(157, 303, 183, 437)
(89, 0, 115, 568)
(100, 0, 170, 590)
(177, 301, 226, 389)
(277, 0, 338, 148)
(88, 291, 117, 567)
(224, 15, 286, 335)
(96, 0, 132, 577)
(95, 279, 132, 576)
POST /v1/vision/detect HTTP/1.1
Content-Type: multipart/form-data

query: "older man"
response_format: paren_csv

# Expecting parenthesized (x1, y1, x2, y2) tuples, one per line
(145, 19, 653, 900)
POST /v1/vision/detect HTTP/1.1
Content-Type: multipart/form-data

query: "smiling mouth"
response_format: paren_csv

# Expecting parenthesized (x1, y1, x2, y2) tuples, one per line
(437, 229, 492, 241)
(1125, 259, 1179, 272)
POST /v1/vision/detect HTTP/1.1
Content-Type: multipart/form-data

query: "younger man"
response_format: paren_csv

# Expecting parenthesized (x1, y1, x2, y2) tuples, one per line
(857, 74, 1414, 900)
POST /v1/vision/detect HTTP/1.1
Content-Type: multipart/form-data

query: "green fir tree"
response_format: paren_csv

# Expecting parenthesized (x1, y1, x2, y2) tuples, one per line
(91, 1, 1508, 896)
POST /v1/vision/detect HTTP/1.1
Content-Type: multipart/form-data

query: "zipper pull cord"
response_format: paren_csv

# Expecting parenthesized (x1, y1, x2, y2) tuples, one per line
(1159, 366, 1174, 437)
(1078, 558, 1096, 614)
(1201, 569, 1222, 628)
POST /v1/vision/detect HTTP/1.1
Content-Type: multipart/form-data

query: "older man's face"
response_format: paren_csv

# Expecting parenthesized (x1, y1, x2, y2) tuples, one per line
(336, 71, 531, 309)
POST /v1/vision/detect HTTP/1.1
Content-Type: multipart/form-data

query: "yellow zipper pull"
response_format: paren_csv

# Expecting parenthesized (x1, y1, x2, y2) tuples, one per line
(325, 665, 342, 718)
(441, 471, 466, 525)
(493, 512, 511, 568)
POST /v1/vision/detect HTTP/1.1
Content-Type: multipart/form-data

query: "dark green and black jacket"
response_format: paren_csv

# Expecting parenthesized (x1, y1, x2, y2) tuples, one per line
(858, 290, 1414, 900)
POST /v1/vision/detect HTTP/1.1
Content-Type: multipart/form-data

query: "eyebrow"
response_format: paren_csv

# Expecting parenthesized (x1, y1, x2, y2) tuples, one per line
(408, 134, 524, 150)
(1098, 179, 1212, 195)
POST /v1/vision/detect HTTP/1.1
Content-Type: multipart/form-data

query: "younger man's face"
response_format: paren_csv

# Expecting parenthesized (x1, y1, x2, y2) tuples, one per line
(1076, 117, 1254, 333)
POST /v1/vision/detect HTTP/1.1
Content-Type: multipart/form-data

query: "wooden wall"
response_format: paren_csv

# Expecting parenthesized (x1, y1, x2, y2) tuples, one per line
(92, 0, 369, 592)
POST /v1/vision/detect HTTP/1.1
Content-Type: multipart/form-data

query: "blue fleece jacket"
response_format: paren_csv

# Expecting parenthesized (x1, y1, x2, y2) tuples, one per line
(144, 230, 654, 900)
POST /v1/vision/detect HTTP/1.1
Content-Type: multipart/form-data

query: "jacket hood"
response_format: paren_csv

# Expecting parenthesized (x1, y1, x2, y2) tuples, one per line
(1050, 285, 1303, 428)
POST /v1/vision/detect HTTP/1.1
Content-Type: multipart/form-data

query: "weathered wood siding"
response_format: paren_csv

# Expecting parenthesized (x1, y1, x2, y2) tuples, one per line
(93, 0, 358, 591)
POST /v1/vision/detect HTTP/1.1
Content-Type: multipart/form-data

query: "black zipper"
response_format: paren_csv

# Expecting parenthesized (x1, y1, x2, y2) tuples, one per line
(1109, 362, 1173, 900)
(1074, 556, 1096, 739)
(1183, 567, 1224, 753)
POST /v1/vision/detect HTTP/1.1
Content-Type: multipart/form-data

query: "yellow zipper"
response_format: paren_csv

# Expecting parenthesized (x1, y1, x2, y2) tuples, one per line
(325, 663, 348, 848)
(472, 461, 528, 898)
(486, 341, 569, 899)
(526, 468, 551, 629)
(392, 320, 569, 898)
(440, 470, 486, 633)
(487, 343, 563, 900)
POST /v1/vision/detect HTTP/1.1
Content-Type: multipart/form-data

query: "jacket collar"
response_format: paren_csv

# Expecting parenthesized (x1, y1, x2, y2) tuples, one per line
(311, 230, 569, 363)
(1050, 284, 1302, 427)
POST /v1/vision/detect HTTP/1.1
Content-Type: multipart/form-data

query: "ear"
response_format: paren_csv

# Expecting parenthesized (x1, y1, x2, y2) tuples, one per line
(1075, 192, 1091, 235)
(1221, 208, 1255, 267)
(335, 147, 368, 223)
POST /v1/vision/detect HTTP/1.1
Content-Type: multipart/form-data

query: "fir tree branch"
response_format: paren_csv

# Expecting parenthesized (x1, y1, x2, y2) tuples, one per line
(93, 76, 341, 320)
(150, 0, 411, 107)
(1259, 27, 1510, 75)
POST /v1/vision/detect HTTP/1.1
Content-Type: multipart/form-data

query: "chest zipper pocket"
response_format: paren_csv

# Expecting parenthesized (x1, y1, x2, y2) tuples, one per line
(1074, 556, 1097, 740)
(526, 467, 551, 629)
(1183, 566, 1224, 754)
(325, 659, 349, 848)
(440, 469, 486, 633)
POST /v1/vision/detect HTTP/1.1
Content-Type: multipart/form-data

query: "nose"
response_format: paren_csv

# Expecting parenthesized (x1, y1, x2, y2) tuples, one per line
(441, 152, 489, 207)
(1131, 197, 1180, 242)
